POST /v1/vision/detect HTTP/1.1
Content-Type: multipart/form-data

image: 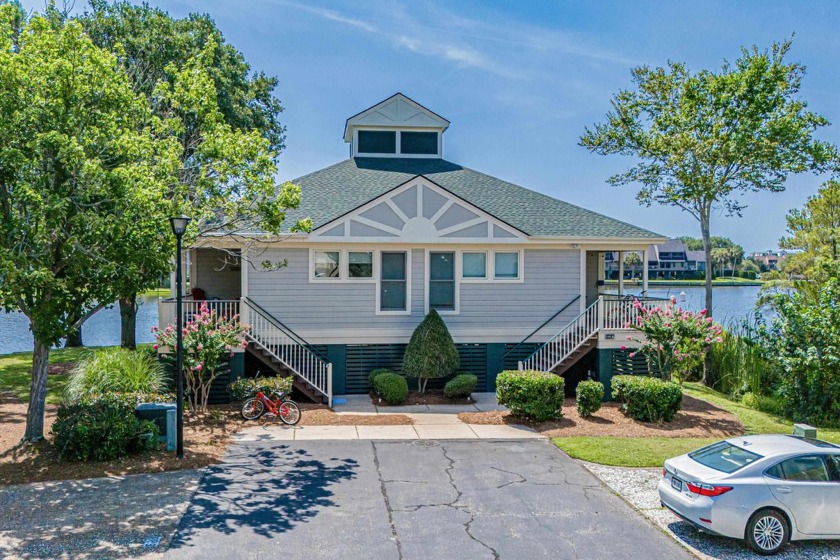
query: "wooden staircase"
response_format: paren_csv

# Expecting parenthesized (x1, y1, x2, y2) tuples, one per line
(246, 343, 327, 403)
(242, 298, 333, 406)
(519, 300, 599, 375)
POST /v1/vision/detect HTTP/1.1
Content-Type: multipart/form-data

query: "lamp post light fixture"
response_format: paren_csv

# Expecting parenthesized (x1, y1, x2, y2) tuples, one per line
(170, 215, 191, 459)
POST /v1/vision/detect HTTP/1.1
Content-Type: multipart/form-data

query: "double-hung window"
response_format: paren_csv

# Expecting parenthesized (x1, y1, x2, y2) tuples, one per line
(429, 252, 455, 311)
(380, 252, 407, 311)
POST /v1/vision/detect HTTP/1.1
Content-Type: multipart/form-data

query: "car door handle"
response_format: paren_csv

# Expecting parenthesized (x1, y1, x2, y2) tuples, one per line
(775, 486, 792, 494)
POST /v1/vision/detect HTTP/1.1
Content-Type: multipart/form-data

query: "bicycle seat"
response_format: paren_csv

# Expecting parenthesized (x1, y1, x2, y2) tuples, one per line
(272, 390, 286, 399)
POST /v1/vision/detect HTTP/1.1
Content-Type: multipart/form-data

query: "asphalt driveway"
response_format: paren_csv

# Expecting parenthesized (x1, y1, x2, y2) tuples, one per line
(166, 439, 691, 560)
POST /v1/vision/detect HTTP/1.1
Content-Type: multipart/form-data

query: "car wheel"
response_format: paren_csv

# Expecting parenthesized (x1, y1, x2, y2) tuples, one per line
(746, 508, 789, 555)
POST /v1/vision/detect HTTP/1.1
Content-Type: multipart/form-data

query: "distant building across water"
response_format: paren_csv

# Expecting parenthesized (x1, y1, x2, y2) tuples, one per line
(605, 239, 706, 280)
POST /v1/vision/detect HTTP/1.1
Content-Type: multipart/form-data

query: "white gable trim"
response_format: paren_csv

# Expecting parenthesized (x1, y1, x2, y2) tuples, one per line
(309, 176, 527, 244)
(344, 93, 449, 141)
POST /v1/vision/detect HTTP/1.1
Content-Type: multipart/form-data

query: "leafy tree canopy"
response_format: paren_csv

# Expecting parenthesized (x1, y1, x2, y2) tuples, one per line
(779, 179, 840, 279)
(581, 39, 837, 320)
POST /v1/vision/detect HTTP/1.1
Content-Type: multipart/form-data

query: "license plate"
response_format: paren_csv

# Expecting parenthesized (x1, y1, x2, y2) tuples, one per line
(671, 477, 683, 492)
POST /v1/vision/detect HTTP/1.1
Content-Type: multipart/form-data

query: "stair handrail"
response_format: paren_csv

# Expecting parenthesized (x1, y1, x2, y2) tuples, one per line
(243, 297, 329, 361)
(520, 299, 599, 372)
(502, 295, 581, 359)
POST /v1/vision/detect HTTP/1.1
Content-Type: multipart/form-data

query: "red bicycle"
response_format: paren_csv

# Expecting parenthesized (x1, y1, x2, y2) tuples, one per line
(240, 386, 301, 425)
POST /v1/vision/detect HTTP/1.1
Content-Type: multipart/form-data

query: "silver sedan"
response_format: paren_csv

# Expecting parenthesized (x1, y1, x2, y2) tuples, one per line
(658, 434, 840, 555)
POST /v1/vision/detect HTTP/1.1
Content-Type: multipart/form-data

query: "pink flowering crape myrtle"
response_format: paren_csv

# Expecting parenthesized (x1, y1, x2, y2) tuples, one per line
(154, 303, 250, 413)
(625, 299, 723, 383)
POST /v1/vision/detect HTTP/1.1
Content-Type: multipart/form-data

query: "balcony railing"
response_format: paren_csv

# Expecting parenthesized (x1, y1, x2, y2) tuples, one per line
(158, 297, 241, 330)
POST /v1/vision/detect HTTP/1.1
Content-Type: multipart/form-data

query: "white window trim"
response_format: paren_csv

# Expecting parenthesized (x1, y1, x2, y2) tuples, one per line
(309, 248, 377, 283)
(352, 128, 441, 159)
(456, 249, 524, 284)
(376, 250, 412, 316)
(425, 250, 460, 315)
(346, 250, 376, 282)
(460, 250, 489, 283)
(492, 250, 524, 283)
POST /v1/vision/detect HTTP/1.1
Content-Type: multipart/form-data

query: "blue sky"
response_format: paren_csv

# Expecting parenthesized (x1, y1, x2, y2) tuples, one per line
(22, 0, 840, 250)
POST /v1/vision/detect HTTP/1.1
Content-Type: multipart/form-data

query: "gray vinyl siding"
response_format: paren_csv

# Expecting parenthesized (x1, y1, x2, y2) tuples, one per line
(247, 247, 579, 345)
(193, 249, 241, 300)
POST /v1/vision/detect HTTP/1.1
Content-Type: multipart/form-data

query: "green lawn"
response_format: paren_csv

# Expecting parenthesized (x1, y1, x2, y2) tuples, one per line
(0, 347, 93, 404)
(554, 382, 840, 467)
(138, 287, 170, 297)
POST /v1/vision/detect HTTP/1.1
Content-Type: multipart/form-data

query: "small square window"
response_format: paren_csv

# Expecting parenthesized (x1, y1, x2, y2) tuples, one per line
(400, 131, 438, 155)
(494, 252, 519, 279)
(462, 252, 486, 279)
(349, 251, 373, 278)
(313, 251, 340, 279)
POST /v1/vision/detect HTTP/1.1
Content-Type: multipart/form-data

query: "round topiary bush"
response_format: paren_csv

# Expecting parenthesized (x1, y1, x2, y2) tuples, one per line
(374, 372, 409, 405)
(611, 375, 683, 422)
(368, 368, 395, 387)
(496, 370, 564, 421)
(52, 393, 160, 462)
(444, 373, 478, 399)
(576, 380, 604, 417)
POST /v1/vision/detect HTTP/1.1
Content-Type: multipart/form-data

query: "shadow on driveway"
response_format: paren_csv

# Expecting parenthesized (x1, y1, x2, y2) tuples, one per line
(168, 443, 358, 551)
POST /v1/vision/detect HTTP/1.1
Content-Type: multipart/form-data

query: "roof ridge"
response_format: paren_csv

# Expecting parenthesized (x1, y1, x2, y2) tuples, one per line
(290, 158, 353, 183)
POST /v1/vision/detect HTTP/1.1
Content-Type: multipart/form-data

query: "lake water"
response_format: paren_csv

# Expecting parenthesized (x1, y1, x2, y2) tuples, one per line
(0, 286, 765, 355)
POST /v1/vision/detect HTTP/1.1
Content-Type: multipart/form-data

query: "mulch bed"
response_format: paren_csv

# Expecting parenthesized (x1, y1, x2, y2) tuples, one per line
(371, 389, 474, 407)
(458, 395, 745, 439)
(0, 396, 411, 487)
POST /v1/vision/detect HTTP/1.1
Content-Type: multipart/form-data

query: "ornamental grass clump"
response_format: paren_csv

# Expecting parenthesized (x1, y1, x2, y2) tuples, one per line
(496, 370, 564, 421)
(575, 380, 604, 417)
(154, 302, 249, 413)
(402, 310, 459, 393)
(625, 297, 723, 383)
(66, 347, 168, 402)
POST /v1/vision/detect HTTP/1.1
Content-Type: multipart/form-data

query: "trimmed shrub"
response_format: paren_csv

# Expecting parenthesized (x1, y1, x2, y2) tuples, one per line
(228, 376, 293, 401)
(576, 380, 604, 417)
(66, 347, 168, 402)
(374, 373, 409, 405)
(52, 393, 159, 462)
(612, 375, 683, 423)
(368, 368, 395, 387)
(496, 370, 564, 421)
(444, 373, 478, 399)
(402, 310, 459, 393)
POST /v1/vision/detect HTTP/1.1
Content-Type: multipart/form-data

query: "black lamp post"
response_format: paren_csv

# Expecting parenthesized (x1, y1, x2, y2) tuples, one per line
(170, 215, 191, 459)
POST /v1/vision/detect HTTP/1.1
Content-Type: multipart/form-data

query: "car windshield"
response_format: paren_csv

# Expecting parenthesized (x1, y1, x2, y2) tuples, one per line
(689, 441, 763, 473)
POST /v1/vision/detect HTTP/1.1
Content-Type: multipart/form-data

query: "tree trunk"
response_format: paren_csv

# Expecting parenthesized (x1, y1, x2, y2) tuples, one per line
(119, 293, 138, 350)
(700, 207, 713, 385)
(64, 307, 83, 348)
(24, 339, 50, 442)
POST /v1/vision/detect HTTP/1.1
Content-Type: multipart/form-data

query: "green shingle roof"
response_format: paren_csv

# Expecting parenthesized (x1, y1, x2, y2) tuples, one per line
(280, 158, 663, 239)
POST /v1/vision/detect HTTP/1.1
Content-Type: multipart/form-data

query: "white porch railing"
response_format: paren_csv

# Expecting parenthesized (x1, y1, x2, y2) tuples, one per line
(519, 295, 667, 373)
(158, 298, 241, 330)
(242, 298, 332, 407)
(520, 300, 599, 372)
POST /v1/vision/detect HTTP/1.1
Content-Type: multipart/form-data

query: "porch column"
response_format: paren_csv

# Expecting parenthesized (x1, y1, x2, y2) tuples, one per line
(618, 251, 624, 296)
(642, 248, 649, 295)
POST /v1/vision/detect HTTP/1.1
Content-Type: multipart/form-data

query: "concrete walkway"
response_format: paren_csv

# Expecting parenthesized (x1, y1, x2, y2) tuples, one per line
(234, 392, 543, 442)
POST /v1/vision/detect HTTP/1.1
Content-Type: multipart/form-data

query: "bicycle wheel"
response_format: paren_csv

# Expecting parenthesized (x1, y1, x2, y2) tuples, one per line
(277, 400, 301, 425)
(241, 398, 265, 420)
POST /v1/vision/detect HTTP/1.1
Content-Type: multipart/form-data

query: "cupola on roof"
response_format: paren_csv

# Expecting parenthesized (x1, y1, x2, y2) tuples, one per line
(344, 93, 449, 159)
